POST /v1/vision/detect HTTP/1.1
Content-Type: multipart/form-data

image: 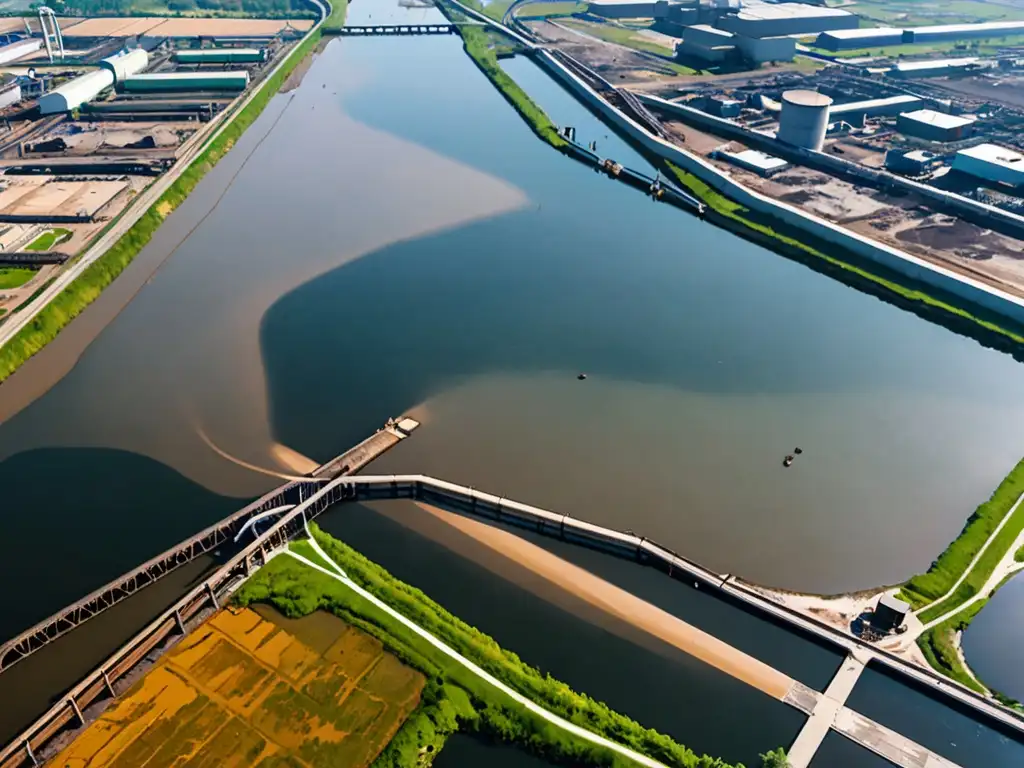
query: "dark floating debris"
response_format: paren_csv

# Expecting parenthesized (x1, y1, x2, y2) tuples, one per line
(577, 373, 588, 380)
(794, 447, 803, 455)
(783, 455, 795, 468)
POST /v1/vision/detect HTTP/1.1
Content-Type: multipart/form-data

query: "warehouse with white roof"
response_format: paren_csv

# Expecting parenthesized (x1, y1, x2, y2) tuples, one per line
(814, 26, 904, 50)
(953, 144, 1024, 187)
(716, 2, 858, 38)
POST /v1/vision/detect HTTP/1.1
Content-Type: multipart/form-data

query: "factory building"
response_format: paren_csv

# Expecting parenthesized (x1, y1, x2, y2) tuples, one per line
(716, 2, 858, 38)
(0, 39, 40, 66)
(122, 71, 250, 92)
(175, 48, 267, 64)
(38, 69, 115, 115)
(717, 147, 788, 175)
(890, 57, 980, 78)
(814, 26, 904, 51)
(100, 49, 150, 83)
(830, 94, 923, 120)
(735, 33, 795, 63)
(897, 109, 975, 142)
(677, 24, 736, 61)
(953, 144, 1024, 188)
(588, 0, 658, 18)
(776, 89, 831, 151)
(903, 20, 1024, 44)
(884, 149, 940, 176)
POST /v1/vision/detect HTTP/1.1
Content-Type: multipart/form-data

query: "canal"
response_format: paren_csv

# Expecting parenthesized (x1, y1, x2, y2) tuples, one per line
(0, 0, 1022, 760)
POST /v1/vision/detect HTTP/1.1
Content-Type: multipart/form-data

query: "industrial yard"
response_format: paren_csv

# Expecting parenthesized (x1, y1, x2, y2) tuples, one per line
(0, 11, 308, 319)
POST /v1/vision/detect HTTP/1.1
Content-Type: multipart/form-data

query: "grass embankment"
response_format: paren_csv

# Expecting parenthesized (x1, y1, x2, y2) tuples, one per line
(0, 268, 36, 290)
(898, 458, 1024, 616)
(451, 15, 568, 149)
(664, 163, 1024, 355)
(235, 525, 784, 768)
(25, 228, 72, 252)
(917, 601, 988, 695)
(0, 0, 346, 385)
(517, 1, 587, 18)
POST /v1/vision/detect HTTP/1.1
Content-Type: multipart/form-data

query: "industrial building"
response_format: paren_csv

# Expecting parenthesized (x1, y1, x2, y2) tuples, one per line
(100, 49, 149, 82)
(0, 39, 40, 66)
(884, 149, 940, 176)
(873, 595, 910, 634)
(717, 147, 788, 175)
(174, 48, 267, 64)
(677, 24, 736, 62)
(953, 144, 1024, 188)
(814, 27, 903, 51)
(122, 71, 250, 92)
(587, 0, 658, 18)
(830, 94, 923, 120)
(735, 33, 795, 63)
(897, 109, 975, 142)
(776, 89, 831, 151)
(903, 20, 1024, 44)
(716, 2, 857, 38)
(890, 57, 980, 78)
(38, 69, 115, 115)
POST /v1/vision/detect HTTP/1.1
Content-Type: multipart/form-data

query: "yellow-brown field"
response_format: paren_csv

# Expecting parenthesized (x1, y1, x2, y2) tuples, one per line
(53, 607, 425, 768)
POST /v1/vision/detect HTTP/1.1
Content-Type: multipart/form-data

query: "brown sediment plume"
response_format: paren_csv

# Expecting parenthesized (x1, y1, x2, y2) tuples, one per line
(270, 442, 319, 475)
(388, 502, 794, 699)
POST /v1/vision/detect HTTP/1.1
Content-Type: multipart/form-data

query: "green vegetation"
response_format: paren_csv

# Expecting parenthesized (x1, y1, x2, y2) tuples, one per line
(516, 1, 586, 18)
(898, 458, 1024, 614)
(452, 19, 568, 149)
(235, 526, 786, 767)
(0, 268, 36, 290)
(481, 0, 513, 20)
(664, 163, 1024, 355)
(1016, 544, 1024, 563)
(917, 601, 988, 694)
(25, 228, 72, 252)
(849, 0, 1024, 27)
(40, 0, 317, 20)
(559, 17, 695, 66)
(0, 0, 346, 384)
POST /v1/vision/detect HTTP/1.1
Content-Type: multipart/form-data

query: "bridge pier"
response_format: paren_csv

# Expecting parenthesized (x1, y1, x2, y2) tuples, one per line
(68, 696, 84, 726)
(205, 583, 219, 611)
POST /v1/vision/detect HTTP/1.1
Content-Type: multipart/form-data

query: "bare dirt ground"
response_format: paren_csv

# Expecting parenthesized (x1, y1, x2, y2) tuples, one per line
(923, 74, 1024, 110)
(738, 164, 1024, 297)
(39, 121, 196, 154)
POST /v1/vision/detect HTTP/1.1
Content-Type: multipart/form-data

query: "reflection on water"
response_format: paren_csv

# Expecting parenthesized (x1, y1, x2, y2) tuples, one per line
(963, 573, 1024, 702)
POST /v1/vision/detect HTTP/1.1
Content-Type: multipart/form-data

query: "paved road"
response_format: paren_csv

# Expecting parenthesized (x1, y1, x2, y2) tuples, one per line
(0, 0, 328, 360)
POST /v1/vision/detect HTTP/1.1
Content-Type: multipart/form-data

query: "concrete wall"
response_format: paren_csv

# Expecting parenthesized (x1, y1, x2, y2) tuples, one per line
(534, 51, 1024, 325)
(736, 34, 795, 63)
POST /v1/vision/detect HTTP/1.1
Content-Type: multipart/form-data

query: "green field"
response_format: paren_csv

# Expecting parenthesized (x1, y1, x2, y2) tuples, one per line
(0, 0, 346, 385)
(0, 268, 36, 290)
(25, 228, 72, 252)
(50, 0, 317, 19)
(516, 1, 586, 18)
(846, 0, 1024, 26)
(234, 527, 787, 767)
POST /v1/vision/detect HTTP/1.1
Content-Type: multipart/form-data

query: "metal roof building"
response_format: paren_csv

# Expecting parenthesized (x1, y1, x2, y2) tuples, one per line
(814, 26, 904, 50)
(587, 0, 658, 18)
(174, 48, 266, 64)
(717, 2, 858, 38)
(890, 57, 980, 78)
(100, 49, 149, 83)
(717, 148, 788, 175)
(122, 71, 250, 92)
(830, 94, 922, 118)
(953, 144, 1024, 187)
(905, 20, 1024, 43)
(38, 69, 114, 114)
(897, 108, 976, 141)
(677, 23, 736, 61)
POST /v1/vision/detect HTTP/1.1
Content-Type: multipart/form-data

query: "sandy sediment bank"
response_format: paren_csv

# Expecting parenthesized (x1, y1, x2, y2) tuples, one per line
(395, 501, 794, 699)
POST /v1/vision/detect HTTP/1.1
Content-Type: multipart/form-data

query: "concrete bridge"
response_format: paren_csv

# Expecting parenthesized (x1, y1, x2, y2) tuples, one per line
(336, 23, 460, 35)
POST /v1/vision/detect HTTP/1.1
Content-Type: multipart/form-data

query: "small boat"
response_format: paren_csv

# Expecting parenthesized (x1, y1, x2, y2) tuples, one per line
(794, 447, 804, 455)
(783, 455, 795, 468)
(577, 373, 588, 380)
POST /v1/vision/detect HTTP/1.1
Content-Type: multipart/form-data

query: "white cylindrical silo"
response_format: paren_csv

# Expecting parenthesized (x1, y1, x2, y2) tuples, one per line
(777, 89, 832, 151)
(100, 49, 149, 83)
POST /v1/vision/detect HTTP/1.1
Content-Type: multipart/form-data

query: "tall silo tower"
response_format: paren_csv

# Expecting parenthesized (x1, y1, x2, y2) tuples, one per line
(777, 90, 832, 151)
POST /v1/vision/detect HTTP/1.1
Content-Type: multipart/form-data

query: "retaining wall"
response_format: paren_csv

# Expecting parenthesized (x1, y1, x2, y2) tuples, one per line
(532, 50, 1024, 327)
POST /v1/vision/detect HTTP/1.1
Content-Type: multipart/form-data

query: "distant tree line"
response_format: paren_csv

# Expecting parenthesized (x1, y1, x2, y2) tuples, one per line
(30, 0, 317, 19)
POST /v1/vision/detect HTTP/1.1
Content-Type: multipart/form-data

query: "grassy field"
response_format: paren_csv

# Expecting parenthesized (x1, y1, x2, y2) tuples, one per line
(898, 458, 1024, 614)
(0, 0, 345, 385)
(516, 1, 587, 18)
(917, 601, 988, 694)
(52, 606, 424, 767)
(0, 268, 36, 290)
(848, 0, 1024, 26)
(25, 228, 72, 252)
(233, 528, 784, 767)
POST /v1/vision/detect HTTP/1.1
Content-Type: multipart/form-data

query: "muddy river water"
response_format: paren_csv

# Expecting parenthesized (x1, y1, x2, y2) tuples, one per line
(1, 0, 1024, 761)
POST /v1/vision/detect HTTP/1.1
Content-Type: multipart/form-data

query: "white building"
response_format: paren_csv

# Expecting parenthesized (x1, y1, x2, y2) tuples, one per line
(897, 109, 976, 142)
(814, 26, 904, 51)
(100, 49, 149, 83)
(953, 144, 1024, 187)
(677, 24, 736, 61)
(38, 69, 114, 114)
(716, 2, 858, 38)
(0, 39, 41, 66)
(890, 57, 980, 78)
(905, 20, 1024, 43)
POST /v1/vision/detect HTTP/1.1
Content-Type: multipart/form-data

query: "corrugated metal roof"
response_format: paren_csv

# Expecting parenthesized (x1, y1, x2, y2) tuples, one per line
(907, 20, 1024, 36)
(729, 2, 853, 21)
(818, 26, 902, 40)
(899, 108, 976, 129)
(830, 94, 920, 115)
(894, 57, 978, 71)
(958, 143, 1024, 168)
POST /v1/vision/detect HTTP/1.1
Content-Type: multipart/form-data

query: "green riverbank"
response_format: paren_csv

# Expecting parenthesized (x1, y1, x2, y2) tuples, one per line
(235, 525, 787, 768)
(0, 0, 346, 384)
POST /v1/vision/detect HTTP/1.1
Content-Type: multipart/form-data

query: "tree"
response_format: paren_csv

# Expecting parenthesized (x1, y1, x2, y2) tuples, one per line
(760, 748, 790, 768)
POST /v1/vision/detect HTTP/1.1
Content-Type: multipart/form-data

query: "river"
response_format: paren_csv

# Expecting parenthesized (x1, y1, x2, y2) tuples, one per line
(0, 0, 1023, 759)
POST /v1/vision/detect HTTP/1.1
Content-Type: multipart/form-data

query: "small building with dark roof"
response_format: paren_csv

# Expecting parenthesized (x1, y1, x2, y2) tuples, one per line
(874, 594, 910, 633)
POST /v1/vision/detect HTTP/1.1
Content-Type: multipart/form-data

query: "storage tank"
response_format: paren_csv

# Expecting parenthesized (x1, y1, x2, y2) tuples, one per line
(122, 71, 250, 93)
(38, 68, 115, 114)
(777, 89, 831, 151)
(174, 48, 266, 64)
(100, 49, 149, 83)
